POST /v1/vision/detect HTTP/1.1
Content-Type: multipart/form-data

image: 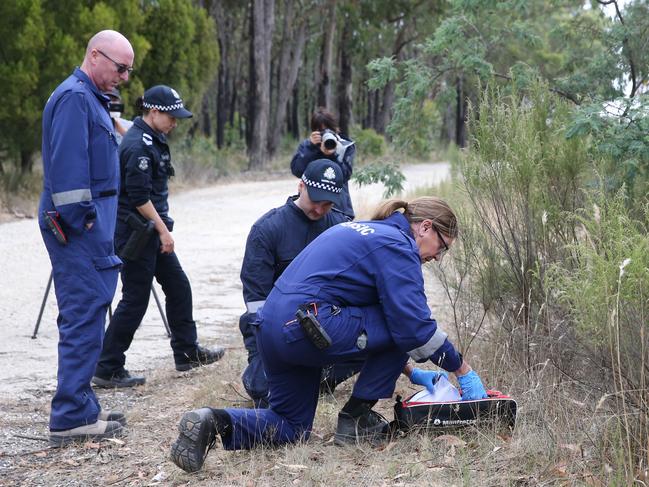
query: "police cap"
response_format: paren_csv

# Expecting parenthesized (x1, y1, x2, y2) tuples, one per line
(142, 85, 193, 118)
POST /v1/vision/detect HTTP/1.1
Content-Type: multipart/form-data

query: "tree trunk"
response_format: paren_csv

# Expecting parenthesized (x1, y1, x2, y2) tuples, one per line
(20, 149, 32, 174)
(211, 1, 232, 149)
(248, 0, 275, 169)
(267, 0, 307, 158)
(316, 0, 336, 108)
(455, 75, 467, 148)
(336, 19, 352, 136)
(290, 81, 300, 138)
(375, 26, 407, 135)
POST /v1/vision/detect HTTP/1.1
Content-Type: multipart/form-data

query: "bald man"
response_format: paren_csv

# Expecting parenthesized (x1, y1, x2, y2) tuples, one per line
(39, 30, 134, 446)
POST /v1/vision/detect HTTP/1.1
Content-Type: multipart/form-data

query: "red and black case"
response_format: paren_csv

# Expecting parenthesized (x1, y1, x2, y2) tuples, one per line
(393, 390, 517, 432)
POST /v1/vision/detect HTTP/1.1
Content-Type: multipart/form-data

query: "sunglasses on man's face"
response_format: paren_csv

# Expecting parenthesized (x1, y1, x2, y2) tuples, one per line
(97, 49, 133, 75)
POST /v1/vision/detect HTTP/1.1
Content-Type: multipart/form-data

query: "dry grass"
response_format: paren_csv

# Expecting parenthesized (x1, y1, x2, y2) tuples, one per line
(0, 335, 616, 487)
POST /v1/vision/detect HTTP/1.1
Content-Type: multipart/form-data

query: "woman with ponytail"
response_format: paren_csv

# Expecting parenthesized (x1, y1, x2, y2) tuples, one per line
(171, 196, 487, 472)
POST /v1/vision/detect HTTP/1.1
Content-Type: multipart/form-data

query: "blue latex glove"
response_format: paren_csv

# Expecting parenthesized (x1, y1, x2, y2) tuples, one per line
(410, 368, 449, 393)
(457, 370, 488, 400)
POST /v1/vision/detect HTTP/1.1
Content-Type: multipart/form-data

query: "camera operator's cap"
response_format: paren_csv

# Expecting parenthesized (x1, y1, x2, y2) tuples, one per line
(301, 159, 343, 206)
(142, 85, 193, 118)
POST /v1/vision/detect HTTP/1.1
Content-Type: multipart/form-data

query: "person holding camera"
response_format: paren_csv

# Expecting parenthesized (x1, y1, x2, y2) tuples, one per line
(290, 108, 355, 219)
(92, 85, 225, 389)
(106, 88, 133, 145)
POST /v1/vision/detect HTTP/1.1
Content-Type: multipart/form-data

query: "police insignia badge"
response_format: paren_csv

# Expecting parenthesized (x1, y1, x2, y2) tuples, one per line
(323, 167, 336, 180)
(142, 133, 153, 146)
(138, 157, 150, 171)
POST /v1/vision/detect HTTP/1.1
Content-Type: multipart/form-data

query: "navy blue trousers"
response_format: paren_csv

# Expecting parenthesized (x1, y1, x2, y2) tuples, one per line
(95, 232, 197, 376)
(239, 312, 365, 406)
(222, 296, 409, 450)
(41, 226, 120, 430)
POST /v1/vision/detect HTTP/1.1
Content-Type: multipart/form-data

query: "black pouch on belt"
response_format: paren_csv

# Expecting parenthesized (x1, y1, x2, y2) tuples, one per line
(119, 213, 155, 260)
(43, 211, 67, 245)
(295, 304, 332, 350)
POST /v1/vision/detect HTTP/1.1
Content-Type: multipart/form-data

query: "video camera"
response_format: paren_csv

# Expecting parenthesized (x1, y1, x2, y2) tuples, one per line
(320, 129, 339, 151)
(108, 101, 125, 118)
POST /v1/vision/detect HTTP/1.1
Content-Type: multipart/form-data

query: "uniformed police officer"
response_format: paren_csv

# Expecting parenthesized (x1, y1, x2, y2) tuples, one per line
(93, 85, 225, 388)
(39, 30, 134, 446)
(239, 159, 363, 407)
(170, 196, 489, 471)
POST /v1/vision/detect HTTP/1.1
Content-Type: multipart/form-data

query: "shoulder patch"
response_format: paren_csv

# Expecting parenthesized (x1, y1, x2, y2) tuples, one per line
(137, 156, 150, 171)
(142, 133, 153, 146)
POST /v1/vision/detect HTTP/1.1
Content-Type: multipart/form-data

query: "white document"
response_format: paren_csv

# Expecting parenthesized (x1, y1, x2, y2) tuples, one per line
(409, 375, 462, 402)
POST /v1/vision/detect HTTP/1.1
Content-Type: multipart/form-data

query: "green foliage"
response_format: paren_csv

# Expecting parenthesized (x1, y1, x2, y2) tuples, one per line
(567, 96, 649, 199)
(456, 84, 591, 366)
(349, 126, 385, 159)
(352, 161, 405, 198)
(170, 135, 246, 183)
(139, 0, 218, 122)
(0, 0, 215, 174)
(548, 186, 649, 477)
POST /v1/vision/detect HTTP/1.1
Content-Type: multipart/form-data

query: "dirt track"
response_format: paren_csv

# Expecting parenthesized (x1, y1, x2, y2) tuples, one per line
(0, 162, 449, 401)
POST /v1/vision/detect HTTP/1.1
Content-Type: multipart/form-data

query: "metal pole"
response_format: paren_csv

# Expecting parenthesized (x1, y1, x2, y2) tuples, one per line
(151, 285, 171, 337)
(32, 271, 54, 339)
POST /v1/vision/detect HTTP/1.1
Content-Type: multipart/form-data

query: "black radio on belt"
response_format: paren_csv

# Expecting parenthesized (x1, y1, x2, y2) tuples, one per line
(295, 305, 332, 350)
(43, 211, 67, 245)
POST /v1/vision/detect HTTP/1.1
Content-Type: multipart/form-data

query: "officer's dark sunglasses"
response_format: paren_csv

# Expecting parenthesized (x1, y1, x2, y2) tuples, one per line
(97, 49, 133, 75)
(432, 224, 450, 259)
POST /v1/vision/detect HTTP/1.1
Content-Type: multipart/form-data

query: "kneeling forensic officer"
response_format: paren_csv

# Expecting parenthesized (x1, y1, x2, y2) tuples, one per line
(170, 195, 488, 472)
(93, 85, 224, 388)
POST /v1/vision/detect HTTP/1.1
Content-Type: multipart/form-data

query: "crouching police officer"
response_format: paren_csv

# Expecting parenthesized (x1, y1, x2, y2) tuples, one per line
(170, 196, 488, 472)
(239, 159, 364, 407)
(93, 85, 224, 388)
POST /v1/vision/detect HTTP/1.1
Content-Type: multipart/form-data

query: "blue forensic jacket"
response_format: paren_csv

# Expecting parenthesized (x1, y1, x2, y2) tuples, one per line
(40, 68, 120, 250)
(117, 117, 174, 230)
(270, 212, 461, 370)
(240, 196, 348, 313)
(290, 136, 355, 219)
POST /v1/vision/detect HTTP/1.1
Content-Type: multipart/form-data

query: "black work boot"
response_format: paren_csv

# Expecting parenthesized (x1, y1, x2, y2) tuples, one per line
(175, 345, 226, 372)
(92, 369, 146, 388)
(170, 408, 219, 473)
(334, 401, 390, 446)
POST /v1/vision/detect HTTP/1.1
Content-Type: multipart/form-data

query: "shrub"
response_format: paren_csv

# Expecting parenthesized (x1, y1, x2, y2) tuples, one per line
(349, 126, 386, 160)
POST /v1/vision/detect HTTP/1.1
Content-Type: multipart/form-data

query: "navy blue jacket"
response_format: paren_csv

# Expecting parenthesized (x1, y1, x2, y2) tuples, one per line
(117, 117, 174, 230)
(269, 212, 461, 371)
(290, 136, 355, 219)
(240, 196, 348, 312)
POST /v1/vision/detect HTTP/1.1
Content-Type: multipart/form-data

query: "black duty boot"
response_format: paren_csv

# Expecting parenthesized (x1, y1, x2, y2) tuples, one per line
(170, 408, 218, 473)
(334, 402, 390, 446)
(92, 369, 146, 388)
(175, 345, 226, 372)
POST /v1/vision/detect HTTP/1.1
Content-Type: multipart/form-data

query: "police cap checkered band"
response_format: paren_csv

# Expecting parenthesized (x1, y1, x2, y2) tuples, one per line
(301, 174, 343, 194)
(142, 101, 186, 112)
(142, 85, 193, 118)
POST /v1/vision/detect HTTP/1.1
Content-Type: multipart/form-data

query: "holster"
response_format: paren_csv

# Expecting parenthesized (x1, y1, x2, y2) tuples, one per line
(296, 304, 332, 350)
(119, 213, 155, 260)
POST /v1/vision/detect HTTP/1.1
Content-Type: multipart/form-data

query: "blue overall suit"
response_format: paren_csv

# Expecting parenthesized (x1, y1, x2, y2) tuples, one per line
(38, 68, 122, 431)
(239, 197, 362, 405)
(95, 117, 199, 377)
(220, 212, 461, 449)
(290, 136, 355, 219)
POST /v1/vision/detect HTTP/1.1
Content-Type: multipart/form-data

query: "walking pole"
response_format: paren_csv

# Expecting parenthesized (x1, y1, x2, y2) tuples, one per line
(151, 285, 171, 337)
(32, 270, 54, 339)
